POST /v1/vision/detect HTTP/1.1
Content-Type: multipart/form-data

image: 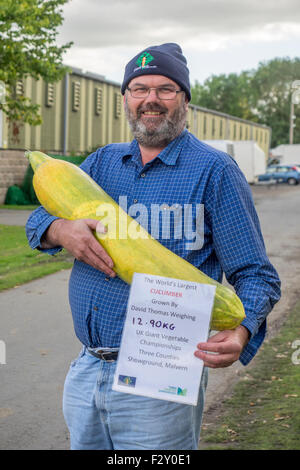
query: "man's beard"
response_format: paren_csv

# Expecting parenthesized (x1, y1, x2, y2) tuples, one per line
(124, 97, 187, 148)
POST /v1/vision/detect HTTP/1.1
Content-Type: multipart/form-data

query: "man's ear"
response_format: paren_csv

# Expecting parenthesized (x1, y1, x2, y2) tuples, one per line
(123, 93, 127, 111)
(185, 96, 189, 112)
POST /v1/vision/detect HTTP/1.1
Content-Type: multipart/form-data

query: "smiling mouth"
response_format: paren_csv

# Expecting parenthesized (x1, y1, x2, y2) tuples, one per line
(141, 111, 165, 116)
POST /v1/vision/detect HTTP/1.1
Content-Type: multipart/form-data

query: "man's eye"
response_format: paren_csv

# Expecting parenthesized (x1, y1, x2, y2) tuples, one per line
(134, 87, 148, 93)
(159, 87, 174, 94)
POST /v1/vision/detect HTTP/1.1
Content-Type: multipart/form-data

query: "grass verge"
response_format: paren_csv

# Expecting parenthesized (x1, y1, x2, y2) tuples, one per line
(0, 204, 39, 210)
(0, 224, 73, 291)
(199, 301, 300, 450)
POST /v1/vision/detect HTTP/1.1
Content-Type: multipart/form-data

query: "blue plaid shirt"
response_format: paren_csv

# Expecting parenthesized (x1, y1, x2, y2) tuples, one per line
(26, 130, 281, 365)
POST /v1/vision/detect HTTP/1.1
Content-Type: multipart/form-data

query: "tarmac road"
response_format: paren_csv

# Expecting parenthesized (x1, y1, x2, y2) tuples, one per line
(0, 183, 300, 450)
(203, 184, 300, 417)
(0, 209, 33, 226)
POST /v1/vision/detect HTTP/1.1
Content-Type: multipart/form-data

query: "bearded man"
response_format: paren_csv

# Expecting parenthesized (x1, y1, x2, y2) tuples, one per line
(26, 43, 281, 450)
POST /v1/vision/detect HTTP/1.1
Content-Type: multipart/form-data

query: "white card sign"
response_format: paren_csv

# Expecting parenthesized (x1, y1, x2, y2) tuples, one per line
(112, 273, 216, 406)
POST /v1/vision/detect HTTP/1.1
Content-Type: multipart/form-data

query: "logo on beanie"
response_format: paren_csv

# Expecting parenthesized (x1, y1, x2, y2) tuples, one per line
(136, 52, 154, 68)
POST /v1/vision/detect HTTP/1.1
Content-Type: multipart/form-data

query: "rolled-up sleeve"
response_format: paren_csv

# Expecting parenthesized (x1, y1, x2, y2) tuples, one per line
(206, 162, 281, 365)
(25, 206, 62, 255)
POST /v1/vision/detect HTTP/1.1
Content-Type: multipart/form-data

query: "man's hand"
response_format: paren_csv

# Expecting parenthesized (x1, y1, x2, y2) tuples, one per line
(194, 325, 250, 368)
(42, 218, 116, 278)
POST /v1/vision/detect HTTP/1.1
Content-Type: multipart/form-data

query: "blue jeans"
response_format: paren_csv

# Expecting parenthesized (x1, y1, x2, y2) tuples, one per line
(63, 347, 208, 450)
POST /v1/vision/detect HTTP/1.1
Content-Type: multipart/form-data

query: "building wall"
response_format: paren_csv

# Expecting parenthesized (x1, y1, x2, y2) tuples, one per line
(1, 69, 271, 157)
(0, 150, 28, 203)
(187, 105, 270, 157)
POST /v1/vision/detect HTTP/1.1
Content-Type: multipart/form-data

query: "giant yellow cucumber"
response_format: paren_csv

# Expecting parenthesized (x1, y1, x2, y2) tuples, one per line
(26, 150, 245, 330)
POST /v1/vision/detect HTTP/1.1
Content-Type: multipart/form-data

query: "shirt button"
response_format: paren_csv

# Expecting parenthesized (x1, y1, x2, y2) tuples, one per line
(133, 199, 138, 203)
(105, 276, 110, 281)
(140, 173, 146, 178)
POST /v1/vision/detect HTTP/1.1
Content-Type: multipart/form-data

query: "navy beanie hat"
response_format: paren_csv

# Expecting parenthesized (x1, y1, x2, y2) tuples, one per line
(121, 43, 191, 101)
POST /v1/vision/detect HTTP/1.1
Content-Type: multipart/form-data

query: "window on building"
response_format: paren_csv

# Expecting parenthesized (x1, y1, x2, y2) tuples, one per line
(220, 119, 223, 137)
(72, 81, 81, 112)
(95, 87, 103, 115)
(212, 118, 215, 136)
(245, 127, 248, 139)
(114, 92, 121, 118)
(193, 111, 197, 132)
(46, 83, 55, 107)
(233, 123, 236, 139)
(240, 125, 243, 139)
(15, 80, 24, 97)
(203, 116, 207, 135)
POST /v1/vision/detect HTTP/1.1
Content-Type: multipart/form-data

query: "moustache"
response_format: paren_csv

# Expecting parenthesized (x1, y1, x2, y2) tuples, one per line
(137, 103, 168, 117)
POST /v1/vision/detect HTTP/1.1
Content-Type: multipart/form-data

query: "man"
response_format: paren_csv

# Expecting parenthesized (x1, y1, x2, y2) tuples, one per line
(26, 43, 281, 450)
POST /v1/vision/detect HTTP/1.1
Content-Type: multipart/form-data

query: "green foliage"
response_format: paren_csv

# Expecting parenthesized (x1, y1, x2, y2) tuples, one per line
(251, 57, 300, 147)
(192, 71, 257, 122)
(191, 57, 300, 148)
(0, 0, 73, 125)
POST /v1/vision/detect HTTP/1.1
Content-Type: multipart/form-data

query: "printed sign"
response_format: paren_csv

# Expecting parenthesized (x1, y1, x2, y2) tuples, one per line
(112, 273, 215, 405)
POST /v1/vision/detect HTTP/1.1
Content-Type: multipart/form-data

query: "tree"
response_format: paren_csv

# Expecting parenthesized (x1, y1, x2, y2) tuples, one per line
(0, 0, 73, 125)
(250, 57, 300, 148)
(191, 57, 300, 148)
(191, 71, 257, 122)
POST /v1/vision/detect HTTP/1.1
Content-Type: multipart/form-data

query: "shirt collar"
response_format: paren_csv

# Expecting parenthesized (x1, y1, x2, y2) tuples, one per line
(122, 129, 188, 167)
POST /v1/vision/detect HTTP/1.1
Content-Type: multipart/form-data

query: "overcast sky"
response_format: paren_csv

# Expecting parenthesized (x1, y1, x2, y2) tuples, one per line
(58, 0, 300, 85)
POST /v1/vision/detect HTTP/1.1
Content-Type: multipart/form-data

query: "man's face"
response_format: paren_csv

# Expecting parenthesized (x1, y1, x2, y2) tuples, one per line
(124, 75, 188, 148)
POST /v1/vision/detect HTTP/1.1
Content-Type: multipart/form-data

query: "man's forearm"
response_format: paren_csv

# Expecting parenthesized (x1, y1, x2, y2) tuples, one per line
(40, 219, 65, 249)
(236, 324, 251, 347)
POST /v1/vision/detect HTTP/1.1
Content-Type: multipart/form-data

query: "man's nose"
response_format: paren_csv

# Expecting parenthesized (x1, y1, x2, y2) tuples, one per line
(143, 88, 160, 103)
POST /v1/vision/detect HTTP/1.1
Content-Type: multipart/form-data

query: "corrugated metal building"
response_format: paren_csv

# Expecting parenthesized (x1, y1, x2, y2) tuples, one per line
(0, 66, 271, 157)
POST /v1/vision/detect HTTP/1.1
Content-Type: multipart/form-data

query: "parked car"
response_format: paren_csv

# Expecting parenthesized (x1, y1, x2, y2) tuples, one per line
(289, 163, 300, 172)
(258, 165, 300, 185)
